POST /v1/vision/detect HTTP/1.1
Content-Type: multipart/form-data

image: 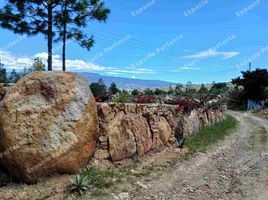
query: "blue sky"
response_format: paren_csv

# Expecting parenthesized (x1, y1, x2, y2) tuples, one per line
(0, 0, 268, 83)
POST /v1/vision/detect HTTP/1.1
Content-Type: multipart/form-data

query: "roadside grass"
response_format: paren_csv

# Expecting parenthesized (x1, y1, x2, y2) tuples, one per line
(184, 115, 238, 159)
(81, 166, 120, 189)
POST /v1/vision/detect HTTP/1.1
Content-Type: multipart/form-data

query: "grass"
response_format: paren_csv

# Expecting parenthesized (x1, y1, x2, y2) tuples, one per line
(81, 166, 120, 189)
(184, 115, 238, 159)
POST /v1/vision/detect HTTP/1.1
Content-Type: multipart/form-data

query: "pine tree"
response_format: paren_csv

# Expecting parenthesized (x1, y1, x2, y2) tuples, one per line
(0, 0, 62, 71)
(54, 0, 110, 71)
(108, 82, 119, 95)
(0, 61, 7, 83)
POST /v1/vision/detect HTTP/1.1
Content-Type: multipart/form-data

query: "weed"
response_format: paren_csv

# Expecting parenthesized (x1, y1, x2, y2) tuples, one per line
(184, 115, 238, 158)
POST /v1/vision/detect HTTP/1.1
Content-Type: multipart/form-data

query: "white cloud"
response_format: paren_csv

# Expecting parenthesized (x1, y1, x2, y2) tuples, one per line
(182, 49, 239, 59)
(178, 67, 202, 70)
(0, 50, 32, 69)
(0, 50, 156, 76)
(168, 66, 202, 72)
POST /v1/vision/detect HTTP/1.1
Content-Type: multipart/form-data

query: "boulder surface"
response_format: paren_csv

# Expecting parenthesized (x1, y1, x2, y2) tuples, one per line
(0, 85, 6, 100)
(0, 72, 98, 183)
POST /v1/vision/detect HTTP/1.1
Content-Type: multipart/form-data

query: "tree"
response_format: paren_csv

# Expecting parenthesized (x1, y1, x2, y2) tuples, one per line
(155, 88, 165, 96)
(9, 69, 21, 83)
(210, 82, 228, 97)
(0, 0, 63, 70)
(167, 85, 174, 95)
(144, 88, 154, 96)
(232, 68, 268, 101)
(0, 61, 7, 83)
(108, 82, 120, 95)
(30, 57, 46, 72)
(199, 84, 208, 94)
(89, 78, 107, 97)
(175, 84, 183, 95)
(54, 0, 110, 71)
(131, 89, 139, 96)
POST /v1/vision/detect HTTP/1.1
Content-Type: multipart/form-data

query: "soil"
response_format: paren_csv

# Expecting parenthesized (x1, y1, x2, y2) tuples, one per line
(0, 111, 267, 200)
(255, 108, 268, 119)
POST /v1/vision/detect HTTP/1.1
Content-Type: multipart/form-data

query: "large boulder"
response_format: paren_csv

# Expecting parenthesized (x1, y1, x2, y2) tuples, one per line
(0, 85, 6, 100)
(0, 72, 98, 183)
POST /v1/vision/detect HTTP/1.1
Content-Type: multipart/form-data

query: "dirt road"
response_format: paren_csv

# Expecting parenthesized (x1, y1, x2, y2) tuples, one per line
(127, 111, 268, 200)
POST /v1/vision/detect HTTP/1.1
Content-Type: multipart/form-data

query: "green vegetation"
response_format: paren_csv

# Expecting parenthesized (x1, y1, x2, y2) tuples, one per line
(0, 58, 46, 83)
(29, 57, 46, 72)
(90, 79, 107, 97)
(184, 115, 238, 158)
(232, 68, 268, 101)
(113, 93, 129, 103)
(108, 82, 120, 95)
(70, 174, 90, 196)
(81, 166, 119, 189)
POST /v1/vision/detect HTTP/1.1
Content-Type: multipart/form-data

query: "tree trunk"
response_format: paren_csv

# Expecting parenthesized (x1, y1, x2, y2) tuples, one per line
(47, 2, 53, 71)
(62, 5, 67, 71)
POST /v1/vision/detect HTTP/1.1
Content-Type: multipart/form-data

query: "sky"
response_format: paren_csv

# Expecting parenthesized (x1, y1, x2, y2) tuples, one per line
(0, 0, 268, 84)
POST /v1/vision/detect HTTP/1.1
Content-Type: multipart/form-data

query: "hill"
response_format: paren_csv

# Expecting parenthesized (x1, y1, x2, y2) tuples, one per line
(78, 72, 176, 90)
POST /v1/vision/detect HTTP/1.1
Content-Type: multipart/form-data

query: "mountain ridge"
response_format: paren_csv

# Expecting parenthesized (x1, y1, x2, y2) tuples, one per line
(78, 72, 176, 90)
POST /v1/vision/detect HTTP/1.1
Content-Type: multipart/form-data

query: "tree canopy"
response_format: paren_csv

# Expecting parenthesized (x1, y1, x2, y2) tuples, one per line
(232, 68, 268, 101)
(0, 0, 110, 71)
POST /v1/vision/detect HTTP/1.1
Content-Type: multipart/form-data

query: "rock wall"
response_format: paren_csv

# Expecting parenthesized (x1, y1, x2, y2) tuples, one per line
(94, 103, 226, 163)
(0, 72, 226, 183)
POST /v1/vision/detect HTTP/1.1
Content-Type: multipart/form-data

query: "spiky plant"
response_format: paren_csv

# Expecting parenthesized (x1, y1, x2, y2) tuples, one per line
(70, 174, 90, 196)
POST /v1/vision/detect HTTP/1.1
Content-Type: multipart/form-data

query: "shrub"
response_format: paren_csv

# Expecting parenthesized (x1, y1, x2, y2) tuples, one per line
(113, 94, 129, 103)
(176, 98, 200, 114)
(70, 174, 90, 196)
(135, 96, 156, 104)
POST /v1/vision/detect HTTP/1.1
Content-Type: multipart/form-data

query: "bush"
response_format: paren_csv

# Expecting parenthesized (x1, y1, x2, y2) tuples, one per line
(113, 94, 129, 103)
(176, 98, 200, 114)
(135, 96, 156, 104)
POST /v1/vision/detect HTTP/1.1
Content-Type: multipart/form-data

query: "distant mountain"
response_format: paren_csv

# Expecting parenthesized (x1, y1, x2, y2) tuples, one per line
(78, 72, 175, 90)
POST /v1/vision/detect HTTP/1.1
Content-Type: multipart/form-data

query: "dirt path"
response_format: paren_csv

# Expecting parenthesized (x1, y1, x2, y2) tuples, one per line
(124, 111, 268, 200)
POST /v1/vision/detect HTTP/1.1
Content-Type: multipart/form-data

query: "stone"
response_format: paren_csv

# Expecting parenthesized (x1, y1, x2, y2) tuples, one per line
(118, 192, 129, 200)
(94, 149, 110, 160)
(156, 116, 172, 145)
(130, 116, 152, 156)
(136, 181, 149, 189)
(107, 112, 153, 161)
(107, 112, 137, 161)
(98, 136, 108, 142)
(183, 109, 202, 137)
(125, 103, 136, 113)
(0, 72, 98, 183)
(0, 85, 6, 100)
(97, 103, 114, 122)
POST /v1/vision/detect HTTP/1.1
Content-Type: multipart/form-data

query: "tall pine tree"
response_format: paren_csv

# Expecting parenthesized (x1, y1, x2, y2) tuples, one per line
(0, 0, 61, 70)
(54, 0, 110, 71)
(0, 0, 110, 71)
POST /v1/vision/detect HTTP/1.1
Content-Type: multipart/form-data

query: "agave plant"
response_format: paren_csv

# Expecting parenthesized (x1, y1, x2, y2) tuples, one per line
(70, 174, 90, 196)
